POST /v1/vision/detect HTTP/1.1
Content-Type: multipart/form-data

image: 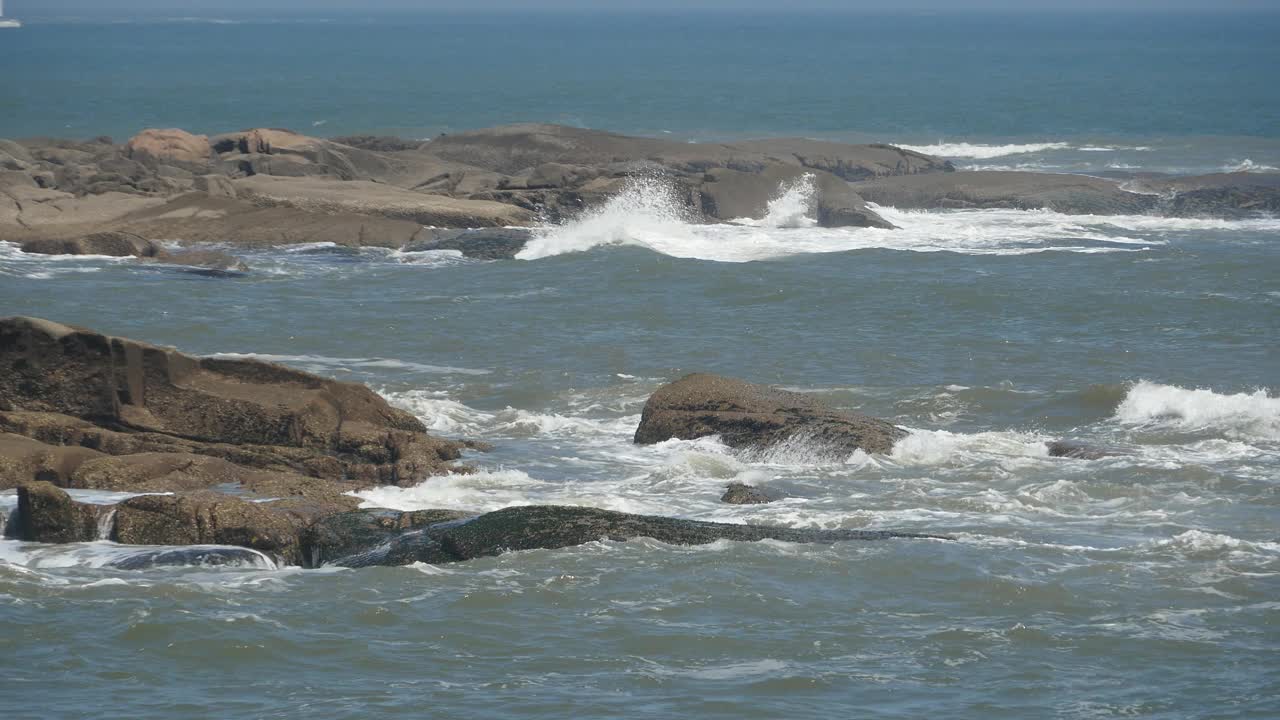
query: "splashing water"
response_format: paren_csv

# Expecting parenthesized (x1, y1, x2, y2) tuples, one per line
(516, 173, 696, 260)
(734, 173, 818, 229)
(1114, 381, 1280, 441)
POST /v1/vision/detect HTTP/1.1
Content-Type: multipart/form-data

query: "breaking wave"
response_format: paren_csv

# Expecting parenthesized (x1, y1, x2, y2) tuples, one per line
(1114, 381, 1280, 441)
(894, 141, 1071, 159)
(1223, 158, 1279, 173)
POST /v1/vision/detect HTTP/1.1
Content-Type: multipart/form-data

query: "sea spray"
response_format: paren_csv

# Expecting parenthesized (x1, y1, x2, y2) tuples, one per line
(733, 173, 819, 229)
(895, 141, 1072, 159)
(517, 172, 696, 260)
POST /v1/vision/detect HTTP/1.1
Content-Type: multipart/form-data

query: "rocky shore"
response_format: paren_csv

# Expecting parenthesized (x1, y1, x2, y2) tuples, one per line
(4, 124, 1275, 267)
(0, 317, 1143, 568)
(0, 317, 955, 568)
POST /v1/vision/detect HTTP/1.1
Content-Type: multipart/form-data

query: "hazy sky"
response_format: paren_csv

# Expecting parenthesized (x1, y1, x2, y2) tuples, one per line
(17, 0, 1280, 11)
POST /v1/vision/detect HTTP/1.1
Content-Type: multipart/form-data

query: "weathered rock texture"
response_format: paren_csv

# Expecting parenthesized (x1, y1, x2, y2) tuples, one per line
(0, 316, 466, 494)
(634, 373, 907, 457)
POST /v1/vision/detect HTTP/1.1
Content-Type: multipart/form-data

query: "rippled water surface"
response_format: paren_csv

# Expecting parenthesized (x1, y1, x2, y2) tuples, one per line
(2, 198, 1278, 717)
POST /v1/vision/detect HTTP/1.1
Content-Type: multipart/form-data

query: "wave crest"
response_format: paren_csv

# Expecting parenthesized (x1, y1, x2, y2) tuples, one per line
(1114, 381, 1280, 441)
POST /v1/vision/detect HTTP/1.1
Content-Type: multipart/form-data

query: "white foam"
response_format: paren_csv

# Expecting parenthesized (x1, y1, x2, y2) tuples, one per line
(210, 352, 490, 376)
(895, 141, 1071, 159)
(1223, 159, 1279, 173)
(517, 173, 695, 260)
(889, 428, 1050, 466)
(515, 176, 1253, 262)
(1114, 381, 1280, 441)
(731, 173, 818, 228)
(0, 541, 276, 570)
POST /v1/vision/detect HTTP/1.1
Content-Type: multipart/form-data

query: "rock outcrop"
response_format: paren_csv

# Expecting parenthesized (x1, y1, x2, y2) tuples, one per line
(124, 128, 212, 168)
(0, 317, 466, 496)
(634, 373, 906, 457)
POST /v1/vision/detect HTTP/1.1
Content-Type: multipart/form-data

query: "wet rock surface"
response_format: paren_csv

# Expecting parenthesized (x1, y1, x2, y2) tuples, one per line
(634, 373, 907, 457)
(323, 505, 947, 568)
(720, 483, 782, 505)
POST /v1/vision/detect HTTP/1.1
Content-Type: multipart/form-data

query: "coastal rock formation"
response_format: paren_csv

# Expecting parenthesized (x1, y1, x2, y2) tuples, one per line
(634, 373, 906, 457)
(850, 171, 1158, 215)
(7, 490, 944, 568)
(425, 124, 952, 180)
(1123, 172, 1280, 218)
(0, 316, 467, 495)
(5, 126, 1274, 254)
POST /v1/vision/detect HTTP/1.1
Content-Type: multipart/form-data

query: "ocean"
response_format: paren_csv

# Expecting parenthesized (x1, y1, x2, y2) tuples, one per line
(2, 9, 1279, 719)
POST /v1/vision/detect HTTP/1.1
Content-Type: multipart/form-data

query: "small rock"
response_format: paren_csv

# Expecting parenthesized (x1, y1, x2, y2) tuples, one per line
(720, 482, 780, 504)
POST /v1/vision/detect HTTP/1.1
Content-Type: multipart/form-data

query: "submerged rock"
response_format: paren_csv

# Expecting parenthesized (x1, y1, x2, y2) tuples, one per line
(147, 249, 251, 276)
(634, 373, 906, 457)
(108, 546, 274, 570)
(20, 231, 158, 258)
(720, 483, 781, 505)
(320, 505, 946, 568)
(1046, 440, 1126, 460)
(404, 227, 535, 260)
(304, 508, 473, 568)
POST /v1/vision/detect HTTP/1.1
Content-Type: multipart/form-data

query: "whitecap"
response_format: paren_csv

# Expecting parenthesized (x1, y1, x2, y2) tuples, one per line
(1113, 381, 1280, 441)
(894, 141, 1072, 159)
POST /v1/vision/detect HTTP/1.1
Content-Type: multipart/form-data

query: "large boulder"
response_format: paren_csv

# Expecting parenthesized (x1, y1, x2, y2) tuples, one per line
(0, 316, 465, 485)
(15, 481, 102, 543)
(850, 171, 1157, 215)
(125, 129, 212, 168)
(114, 492, 309, 563)
(212, 128, 399, 182)
(634, 373, 906, 457)
(19, 231, 158, 257)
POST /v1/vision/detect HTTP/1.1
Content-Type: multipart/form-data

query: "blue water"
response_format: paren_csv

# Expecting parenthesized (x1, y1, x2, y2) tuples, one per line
(2, 10, 1279, 145)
